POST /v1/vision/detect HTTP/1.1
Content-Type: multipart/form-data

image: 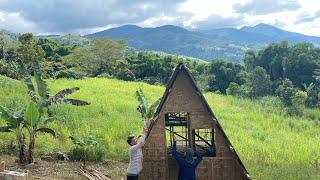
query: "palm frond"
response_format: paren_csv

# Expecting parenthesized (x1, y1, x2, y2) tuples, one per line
(36, 127, 56, 137)
(34, 61, 49, 100)
(17, 60, 38, 102)
(48, 87, 80, 105)
(63, 99, 90, 106)
(24, 102, 40, 127)
(0, 126, 12, 132)
(135, 88, 148, 118)
(0, 106, 19, 128)
(69, 136, 85, 146)
(146, 97, 162, 119)
(0, 106, 14, 121)
(38, 117, 55, 126)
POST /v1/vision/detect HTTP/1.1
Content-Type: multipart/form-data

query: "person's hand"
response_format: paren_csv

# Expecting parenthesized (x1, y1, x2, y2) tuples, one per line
(171, 132, 176, 141)
(146, 118, 153, 128)
(143, 126, 148, 133)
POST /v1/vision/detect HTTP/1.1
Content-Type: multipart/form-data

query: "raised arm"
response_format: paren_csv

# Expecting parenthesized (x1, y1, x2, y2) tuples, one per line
(193, 150, 203, 166)
(171, 141, 185, 165)
(131, 133, 146, 150)
(131, 118, 153, 150)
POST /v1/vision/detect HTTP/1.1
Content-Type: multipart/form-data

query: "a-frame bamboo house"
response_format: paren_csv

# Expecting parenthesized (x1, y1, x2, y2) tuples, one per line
(139, 64, 251, 180)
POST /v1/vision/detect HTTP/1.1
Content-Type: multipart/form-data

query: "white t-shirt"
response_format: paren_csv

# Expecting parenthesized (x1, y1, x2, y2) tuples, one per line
(127, 133, 146, 175)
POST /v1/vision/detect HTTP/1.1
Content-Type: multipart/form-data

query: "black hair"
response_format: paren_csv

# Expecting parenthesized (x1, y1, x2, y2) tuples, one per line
(127, 135, 135, 146)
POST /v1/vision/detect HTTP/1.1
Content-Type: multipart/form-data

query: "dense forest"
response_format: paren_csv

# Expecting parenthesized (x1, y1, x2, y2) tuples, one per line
(1, 33, 319, 117)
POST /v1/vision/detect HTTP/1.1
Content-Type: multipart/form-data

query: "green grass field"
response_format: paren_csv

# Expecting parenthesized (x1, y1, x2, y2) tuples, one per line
(0, 75, 320, 179)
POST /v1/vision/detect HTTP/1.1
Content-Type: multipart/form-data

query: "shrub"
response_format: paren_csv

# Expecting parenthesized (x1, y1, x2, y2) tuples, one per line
(226, 82, 241, 96)
(226, 82, 251, 97)
(97, 73, 113, 78)
(302, 83, 319, 108)
(258, 96, 285, 114)
(70, 145, 106, 162)
(275, 79, 298, 106)
(287, 91, 308, 116)
(0, 61, 20, 79)
(69, 134, 105, 166)
(57, 69, 84, 79)
(115, 68, 136, 81)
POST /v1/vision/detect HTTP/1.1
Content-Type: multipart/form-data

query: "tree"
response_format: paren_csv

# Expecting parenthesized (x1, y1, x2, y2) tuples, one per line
(243, 50, 257, 71)
(63, 39, 124, 76)
(37, 38, 72, 62)
(255, 41, 289, 80)
(244, 41, 320, 90)
(206, 59, 246, 94)
(17, 33, 45, 65)
(0, 33, 4, 62)
(247, 66, 272, 97)
(285, 43, 320, 88)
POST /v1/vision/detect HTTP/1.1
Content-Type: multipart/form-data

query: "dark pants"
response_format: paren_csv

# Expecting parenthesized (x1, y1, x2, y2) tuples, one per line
(127, 174, 138, 180)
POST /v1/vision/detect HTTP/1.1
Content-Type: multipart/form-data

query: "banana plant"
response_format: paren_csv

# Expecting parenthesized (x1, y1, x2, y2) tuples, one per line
(302, 83, 315, 94)
(14, 60, 90, 163)
(24, 101, 56, 163)
(18, 60, 90, 116)
(0, 106, 26, 163)
(135, 88, 161, 121)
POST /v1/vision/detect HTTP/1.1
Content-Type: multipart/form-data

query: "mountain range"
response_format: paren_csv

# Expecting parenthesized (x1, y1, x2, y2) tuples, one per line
(2, 23, 320, 63)
(86, 23, 320, 63)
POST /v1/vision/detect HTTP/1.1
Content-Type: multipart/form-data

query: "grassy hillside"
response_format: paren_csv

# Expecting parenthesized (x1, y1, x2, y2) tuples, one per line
(0, 75, 319, 179)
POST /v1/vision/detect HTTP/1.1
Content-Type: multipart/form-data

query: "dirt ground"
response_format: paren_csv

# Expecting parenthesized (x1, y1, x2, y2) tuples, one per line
(0, 155, 128, 179)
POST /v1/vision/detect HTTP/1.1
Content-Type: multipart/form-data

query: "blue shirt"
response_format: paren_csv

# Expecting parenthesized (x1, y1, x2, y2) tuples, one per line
(172, 141, 203, 180)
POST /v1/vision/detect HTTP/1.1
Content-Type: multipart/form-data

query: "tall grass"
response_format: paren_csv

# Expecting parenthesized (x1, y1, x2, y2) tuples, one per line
(0, 75, 319, 179)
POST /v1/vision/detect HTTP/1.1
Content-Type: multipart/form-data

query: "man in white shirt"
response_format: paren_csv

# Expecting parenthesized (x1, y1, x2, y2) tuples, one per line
(126, 119, 152, 180)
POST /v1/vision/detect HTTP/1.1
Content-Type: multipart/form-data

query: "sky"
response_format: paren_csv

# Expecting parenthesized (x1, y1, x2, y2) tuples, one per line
(0, 0, 319, 36)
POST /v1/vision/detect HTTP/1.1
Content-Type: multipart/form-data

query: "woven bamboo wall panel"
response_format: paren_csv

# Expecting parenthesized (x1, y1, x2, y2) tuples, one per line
(160, 71, 214, 129)
(166, 156, 247, 180)
(196, 157, 247, 180)
(215, 127, 233, 157)
(140, 115, 168, 179)
(139, 161, 168, 180)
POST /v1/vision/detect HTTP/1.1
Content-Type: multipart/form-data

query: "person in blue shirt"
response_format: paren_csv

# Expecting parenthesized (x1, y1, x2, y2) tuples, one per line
(171, 134, 203, 180)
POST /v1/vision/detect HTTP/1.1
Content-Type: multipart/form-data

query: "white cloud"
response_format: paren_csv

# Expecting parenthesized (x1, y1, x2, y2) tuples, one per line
(233, 0, 301, 15)
(0, 11, 38, 33)
(0, 0, 319, 36)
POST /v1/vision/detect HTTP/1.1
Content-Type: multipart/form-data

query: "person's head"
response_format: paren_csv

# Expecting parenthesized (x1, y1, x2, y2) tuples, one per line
(185, 147, 194, 163)
(127, 135, 137, 146)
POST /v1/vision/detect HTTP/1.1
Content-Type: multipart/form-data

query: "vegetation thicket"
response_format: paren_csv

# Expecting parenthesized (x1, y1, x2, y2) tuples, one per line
(0, 32, 320, 179)
(0, 76, 319, 179)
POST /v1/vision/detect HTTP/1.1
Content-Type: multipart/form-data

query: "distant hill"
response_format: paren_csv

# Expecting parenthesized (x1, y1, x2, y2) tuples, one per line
(37, 35, 91, 46)
(0, 30, 19, 45)
(2, 23, 320, 63)
(201, 23, 320, 47)
(86, 23, 320, 63)
(0, 31, 90, 47)
(86, 25, 245, 63)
